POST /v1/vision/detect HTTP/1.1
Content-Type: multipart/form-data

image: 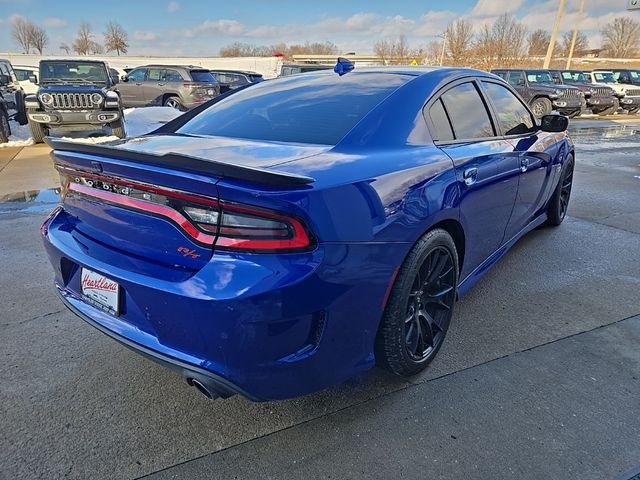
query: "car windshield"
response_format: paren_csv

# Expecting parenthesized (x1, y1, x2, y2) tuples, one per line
(40, 62, 108, 83)
(562, 71, 588, 82)
(177, 72, 412, 145)
(631, 71, 640, 79)
(526, 71, 554, 83)
(593, 72, 616, 83)
(189, 70, 216, 83)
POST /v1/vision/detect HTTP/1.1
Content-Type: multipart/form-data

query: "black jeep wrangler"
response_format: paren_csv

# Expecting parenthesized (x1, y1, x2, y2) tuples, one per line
(548, 69, 618, 116)
(25, 59, 125, 143)
(491, 69, 584, 118)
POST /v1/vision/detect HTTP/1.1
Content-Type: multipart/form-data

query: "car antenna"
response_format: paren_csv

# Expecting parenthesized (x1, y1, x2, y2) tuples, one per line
(334, 57, 354, 76)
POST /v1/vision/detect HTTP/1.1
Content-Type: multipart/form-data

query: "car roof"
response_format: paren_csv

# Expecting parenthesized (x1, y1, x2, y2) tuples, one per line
(142, 64, 205, 69)
(210, 69, 262, 75)
(287, 66, 488, 78)
(40, 59, 106, 63)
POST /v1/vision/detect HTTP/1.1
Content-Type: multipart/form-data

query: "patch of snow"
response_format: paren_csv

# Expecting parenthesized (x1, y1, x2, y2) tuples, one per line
(0, 120, 34, 148)
(1, 106, 183, 148)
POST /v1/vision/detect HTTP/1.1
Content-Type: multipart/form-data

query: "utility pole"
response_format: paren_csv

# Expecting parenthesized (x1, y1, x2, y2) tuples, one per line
(439, 31, 447, 66)
(566, 0, 585, 69)
(544, 0, 567, 68)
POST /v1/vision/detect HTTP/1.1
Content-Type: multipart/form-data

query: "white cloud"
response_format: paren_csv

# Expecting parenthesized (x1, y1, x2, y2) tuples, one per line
(190, 19, 245, 36)
(167, 1, 180, 13)
(133, 30, 159, 41)
(43, 17, 68, 28)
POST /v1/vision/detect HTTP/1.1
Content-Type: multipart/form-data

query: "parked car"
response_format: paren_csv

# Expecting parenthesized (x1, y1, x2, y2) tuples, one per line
(210, 70, 263, 93)
(117, 65, 220, 110)
(24, 59, 125, 143)
(549, 69, 618, 116)
(12, 65, 39, 95)
(279, 63, 333, 76)
(0, 58, 28, 125)
(42, 66, 574, 401)
(587, 70, 640, 114)
(492, 68, 583, 117)
(0, 94, 10, 143)
(609, 68, 640, 87)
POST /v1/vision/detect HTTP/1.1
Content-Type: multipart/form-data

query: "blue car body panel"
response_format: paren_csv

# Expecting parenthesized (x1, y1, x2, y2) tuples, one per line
(41, 67, 574, 400)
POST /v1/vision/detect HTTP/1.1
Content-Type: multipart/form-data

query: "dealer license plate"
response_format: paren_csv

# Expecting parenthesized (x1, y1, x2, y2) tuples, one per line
(81, 268, 120, 315)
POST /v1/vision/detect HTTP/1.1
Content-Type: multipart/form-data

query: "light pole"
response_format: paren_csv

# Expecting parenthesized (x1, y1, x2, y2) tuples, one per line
(566, 0, 585, 69)
(544, 0, 567, 69)
(439, 31, 447, 66)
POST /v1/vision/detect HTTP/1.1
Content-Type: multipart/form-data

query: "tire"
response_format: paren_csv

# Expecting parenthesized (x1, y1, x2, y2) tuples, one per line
(376, 228, 459, 377)
(0, 109, 10, 143)
(566, 110, 581, 119)
(627, 107, 640, 115)
(596, 98, 619, 116)
(111, 115, 126, 138)
(164, 96, 185, 111)
(546, 154, 574, 227)
(530, 97, 553, 118)
(14, 91, 27, 125)
(27, 112, 49, 144)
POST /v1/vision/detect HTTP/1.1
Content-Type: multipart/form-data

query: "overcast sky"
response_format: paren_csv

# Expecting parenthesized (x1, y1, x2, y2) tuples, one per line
(0, 0, 637, 56)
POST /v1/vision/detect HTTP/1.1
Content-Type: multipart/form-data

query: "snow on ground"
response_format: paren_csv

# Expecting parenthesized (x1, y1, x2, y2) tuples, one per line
(1, 106, 182, 148)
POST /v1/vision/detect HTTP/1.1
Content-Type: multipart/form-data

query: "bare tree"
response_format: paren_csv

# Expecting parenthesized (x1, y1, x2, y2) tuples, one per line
(444, 19, 474, 66)
(424, 40, 444, 65)
(601, 17, 640, 58)
(59, 42, 71, 54)
(104, 21, 129, 56)
(528, 29, 550, 56)
(474, 14, 526, 69)
(29, 24, 48, 54)
(89, 41, 104, 55)
(374, 36, 411, 64)
(560, 31, 589, 57)
(11, 17, 33, 53)
(73, 21, 95, 55)
(219, 41, 337, 58)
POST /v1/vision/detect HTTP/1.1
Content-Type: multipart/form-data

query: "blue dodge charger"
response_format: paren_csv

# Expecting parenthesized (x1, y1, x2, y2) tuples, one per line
(42, 65, 574, 401)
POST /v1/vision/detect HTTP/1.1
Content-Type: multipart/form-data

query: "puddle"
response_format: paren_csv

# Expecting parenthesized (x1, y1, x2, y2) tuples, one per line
(570, 124, 640, 144)
(0, 188, 61, 214)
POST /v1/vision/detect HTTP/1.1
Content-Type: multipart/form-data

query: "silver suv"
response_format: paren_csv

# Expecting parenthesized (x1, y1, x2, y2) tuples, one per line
(117, 65, 220, 110)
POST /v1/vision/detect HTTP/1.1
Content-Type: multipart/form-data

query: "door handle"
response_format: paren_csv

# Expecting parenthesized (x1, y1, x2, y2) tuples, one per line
(520, 158, 529, 173)
(135, 82, 142, 86)
(463, 167, 478, 186)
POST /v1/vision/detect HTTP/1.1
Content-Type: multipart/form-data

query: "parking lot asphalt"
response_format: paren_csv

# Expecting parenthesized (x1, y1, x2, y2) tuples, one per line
(1, 118, 639, 479)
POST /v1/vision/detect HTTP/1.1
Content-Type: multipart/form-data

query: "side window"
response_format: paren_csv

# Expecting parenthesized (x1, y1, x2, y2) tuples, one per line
(427, 99, 454, 142)
(440, 82, 495, 140)
(507, 71, 525, 86)
(481, 81, 535, 136)
(127, 68, 146, 82)
(164, 69, 183, 81)
(147, 68, 162, 81)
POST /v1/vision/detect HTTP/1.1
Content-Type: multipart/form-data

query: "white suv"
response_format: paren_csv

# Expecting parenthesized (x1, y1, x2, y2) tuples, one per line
(588, 70, 640, 114)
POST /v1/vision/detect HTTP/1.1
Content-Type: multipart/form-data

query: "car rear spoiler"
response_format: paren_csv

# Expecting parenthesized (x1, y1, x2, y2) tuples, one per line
(44, 137, 315, 188)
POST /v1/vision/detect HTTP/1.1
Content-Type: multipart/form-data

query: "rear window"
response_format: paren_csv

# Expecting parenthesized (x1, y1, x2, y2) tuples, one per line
(190, 70, 216, 83)
(177, 73, 412, 145)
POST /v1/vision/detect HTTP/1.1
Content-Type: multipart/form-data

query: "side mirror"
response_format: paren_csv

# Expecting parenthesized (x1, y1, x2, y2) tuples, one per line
(29, 74, 38, 84)
(517, 79, 525, 86)
(0, 74, 10, 86)
(540, 114, 568, 133)
(121, 75, 129, 82)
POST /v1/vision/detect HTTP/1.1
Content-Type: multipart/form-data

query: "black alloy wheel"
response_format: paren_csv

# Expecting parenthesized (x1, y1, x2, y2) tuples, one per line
(546, 154, 574, 226)
(376, 228, 459, 377)
(404, 246, 456, 361)
(558, 158, 574, 220)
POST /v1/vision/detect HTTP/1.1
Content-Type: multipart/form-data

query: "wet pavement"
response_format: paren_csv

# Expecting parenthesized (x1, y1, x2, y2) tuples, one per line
(1, 118, 640, 479)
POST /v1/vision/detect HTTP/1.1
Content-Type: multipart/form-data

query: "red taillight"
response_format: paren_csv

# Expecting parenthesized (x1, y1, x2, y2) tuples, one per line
(59, 169, 314, 253)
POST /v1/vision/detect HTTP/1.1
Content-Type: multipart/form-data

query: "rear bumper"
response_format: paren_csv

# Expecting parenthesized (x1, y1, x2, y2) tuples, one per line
(42, 207, 403, 400)
(56, 287, 252, 399)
